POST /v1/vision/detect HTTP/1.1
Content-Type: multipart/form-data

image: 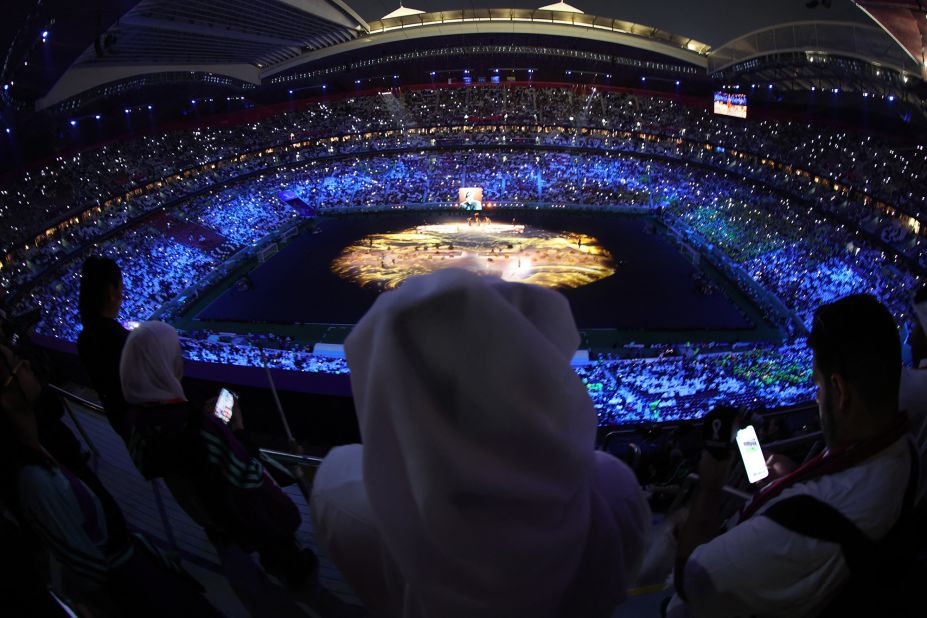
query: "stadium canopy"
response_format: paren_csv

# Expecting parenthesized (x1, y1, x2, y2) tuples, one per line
(707, 20, 919, 76)
(19, 0, 927, 110)
(855, 1, 927, 78)
(264, 7, 713, 79)
(37, 0, 369, 109)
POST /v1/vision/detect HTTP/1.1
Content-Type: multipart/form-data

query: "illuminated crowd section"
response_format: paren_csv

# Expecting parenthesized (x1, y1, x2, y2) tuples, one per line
(330, 222, 616, 290)
(3, 86, 925, 426)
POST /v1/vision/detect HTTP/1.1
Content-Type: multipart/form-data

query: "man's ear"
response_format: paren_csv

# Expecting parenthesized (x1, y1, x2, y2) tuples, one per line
(830, 372, 851, 415)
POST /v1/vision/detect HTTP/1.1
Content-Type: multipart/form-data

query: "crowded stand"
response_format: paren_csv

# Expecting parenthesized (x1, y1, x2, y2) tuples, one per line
(4, 0, 927, 611)
(7, 136, 921, 426)
(0, 87, 922, 431)
(575, 343, 812, 426)
(3, 86, 927, 254)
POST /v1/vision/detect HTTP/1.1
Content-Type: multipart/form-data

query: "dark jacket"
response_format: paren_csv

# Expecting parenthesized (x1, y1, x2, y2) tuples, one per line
(77, 317, 129, 433)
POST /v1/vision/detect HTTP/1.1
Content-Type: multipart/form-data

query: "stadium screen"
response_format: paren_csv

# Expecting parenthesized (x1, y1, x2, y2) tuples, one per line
(713, 92, 747, 119)
(459, 187, 484, 211)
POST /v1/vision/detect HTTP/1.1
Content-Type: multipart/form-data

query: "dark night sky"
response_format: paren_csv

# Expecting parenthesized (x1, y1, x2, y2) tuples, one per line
(346, 0, 873, 46)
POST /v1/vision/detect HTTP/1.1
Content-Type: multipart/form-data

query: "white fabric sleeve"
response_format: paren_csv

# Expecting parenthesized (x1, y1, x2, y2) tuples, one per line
(17, 466, 110, 587)
(680, 516, 846, 618)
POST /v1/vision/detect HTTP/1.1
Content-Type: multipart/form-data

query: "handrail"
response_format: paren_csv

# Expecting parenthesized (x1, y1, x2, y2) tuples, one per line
(257, 448, 324, 468)
(46, 383, 105, 414)
(47, 383, 323, 469)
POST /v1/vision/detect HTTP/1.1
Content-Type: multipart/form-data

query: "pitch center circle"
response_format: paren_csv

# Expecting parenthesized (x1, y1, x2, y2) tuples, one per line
(331, 220, 616, 290)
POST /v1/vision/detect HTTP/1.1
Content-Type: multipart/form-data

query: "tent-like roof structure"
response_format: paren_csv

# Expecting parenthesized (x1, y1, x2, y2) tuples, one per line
(537, 2, 583, 13)
(381, 4, 425, 19)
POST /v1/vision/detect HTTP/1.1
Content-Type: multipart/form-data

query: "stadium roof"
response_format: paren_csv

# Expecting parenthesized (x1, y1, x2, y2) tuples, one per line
(1, 0, 921, 111)
(855, 1, 927, 76)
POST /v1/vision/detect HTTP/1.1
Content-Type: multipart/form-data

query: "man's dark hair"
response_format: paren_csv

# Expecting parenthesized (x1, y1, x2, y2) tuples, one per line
(808, 294, 901, 412)
(78, 256, 121, 325)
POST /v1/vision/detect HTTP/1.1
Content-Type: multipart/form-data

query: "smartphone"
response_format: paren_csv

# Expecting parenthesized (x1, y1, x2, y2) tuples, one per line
(735, 425, 769, 484)
(214, 388, 236, 424)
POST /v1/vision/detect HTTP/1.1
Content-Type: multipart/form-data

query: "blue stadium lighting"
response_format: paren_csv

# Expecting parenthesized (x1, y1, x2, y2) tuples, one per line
(528, 69, 533, 74)
(191, 99, 196, 104)
(393, 74, 398, 79)
(566, 70, 572, 75)
(832, 88, 839, 94)
(288, 89, 293, 94)
(606, 74, 611, 78)
(641, 77, 646, 82)
(888, 95, 895, 101)
(322, 84, 327, 89)
(430, 71, 436, 76)
(4, 128, 9, 134)
(3, 84, 7, 91)
(768, 84, 773, 89)
(675, 80, 680, 86)
(355, 79, 361, 84)
(95, 114, 101, 120)
(69, 120, 76, 126)
(863, 92, 869, 97)
(147, 105, 152, 110)
(811, 86, 816, 91)
(124, 108, 130, 113)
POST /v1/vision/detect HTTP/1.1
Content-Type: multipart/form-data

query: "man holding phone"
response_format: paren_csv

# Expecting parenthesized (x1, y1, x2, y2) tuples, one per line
(670, 295, 918, 617)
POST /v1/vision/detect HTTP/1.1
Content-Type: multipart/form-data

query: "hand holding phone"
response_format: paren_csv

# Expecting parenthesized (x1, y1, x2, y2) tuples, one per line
(214, 388, 236, 424)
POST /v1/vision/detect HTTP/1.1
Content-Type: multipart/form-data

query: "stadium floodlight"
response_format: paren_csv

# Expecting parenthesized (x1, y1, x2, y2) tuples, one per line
(675, 80, 680, 86)
(95, 114, 101, 120)
(888, 95, 895, 101)
(147, 105, 152, 110)
(69, 120, 76, 126)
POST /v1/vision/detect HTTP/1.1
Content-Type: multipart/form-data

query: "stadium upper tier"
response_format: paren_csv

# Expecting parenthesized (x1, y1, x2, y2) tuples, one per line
(2, 86, 924, 264)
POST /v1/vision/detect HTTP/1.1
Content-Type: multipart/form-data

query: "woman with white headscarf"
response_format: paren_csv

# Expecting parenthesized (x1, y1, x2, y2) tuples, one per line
(119, 321, 314, 602)
(311, 268, 650, 617)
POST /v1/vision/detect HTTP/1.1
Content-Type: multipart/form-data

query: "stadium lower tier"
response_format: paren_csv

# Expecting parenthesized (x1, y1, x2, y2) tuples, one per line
(10, 148, 923, 427)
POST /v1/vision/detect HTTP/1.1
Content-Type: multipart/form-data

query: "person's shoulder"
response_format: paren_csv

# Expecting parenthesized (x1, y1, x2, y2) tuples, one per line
(765, 438, 912, 532)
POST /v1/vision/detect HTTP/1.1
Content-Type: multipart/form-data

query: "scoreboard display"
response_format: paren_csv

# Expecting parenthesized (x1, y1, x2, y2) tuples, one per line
(713, 92, 747, 119)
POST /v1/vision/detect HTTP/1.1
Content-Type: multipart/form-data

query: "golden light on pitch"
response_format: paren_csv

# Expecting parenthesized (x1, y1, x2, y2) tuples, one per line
(331, 221, 616, 290)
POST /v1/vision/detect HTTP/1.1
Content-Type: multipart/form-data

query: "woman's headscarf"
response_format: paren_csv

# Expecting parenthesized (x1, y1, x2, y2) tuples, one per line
(119, 321, 187, 405)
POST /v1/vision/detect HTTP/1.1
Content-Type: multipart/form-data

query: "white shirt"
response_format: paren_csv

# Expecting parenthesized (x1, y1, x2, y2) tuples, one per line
(900, 359, 927, 506)
(670, 435, 914, 618)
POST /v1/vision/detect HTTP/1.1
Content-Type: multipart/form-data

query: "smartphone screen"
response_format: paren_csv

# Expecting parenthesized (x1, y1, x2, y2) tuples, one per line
(736, 425, 769, 484)
(215, 388, 235, 424)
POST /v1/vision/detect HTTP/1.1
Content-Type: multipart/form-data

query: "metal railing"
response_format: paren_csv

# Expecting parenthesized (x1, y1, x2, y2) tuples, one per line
(47, 382, 323, 470)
